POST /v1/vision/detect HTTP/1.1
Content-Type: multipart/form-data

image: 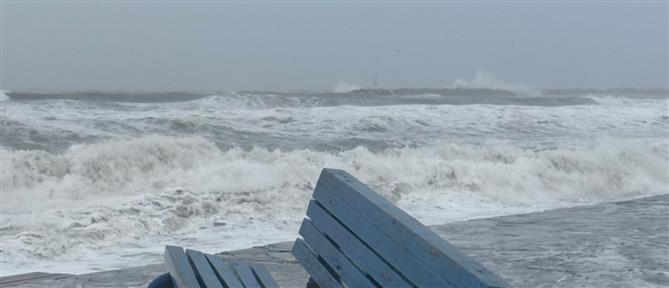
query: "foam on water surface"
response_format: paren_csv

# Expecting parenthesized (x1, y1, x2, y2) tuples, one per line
(0, 90, 667, 275)
(1, 137, 667, 275)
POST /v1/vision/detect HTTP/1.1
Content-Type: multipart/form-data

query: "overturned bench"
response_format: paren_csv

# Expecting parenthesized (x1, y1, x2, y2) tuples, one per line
(293, 169, 510, 288)
(151, 168, 510, 287)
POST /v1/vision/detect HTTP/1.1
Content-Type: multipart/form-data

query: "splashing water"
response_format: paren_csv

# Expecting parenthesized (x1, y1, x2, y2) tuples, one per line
(0, 89, 667, 275)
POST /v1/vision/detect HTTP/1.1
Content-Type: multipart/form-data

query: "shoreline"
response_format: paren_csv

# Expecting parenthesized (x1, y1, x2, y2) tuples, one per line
(2, 193, 667, 287)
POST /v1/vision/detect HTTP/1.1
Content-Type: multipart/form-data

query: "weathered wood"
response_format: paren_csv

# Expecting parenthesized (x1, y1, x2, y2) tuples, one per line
(299, 219, 377, 287)
(185, 249, 224, 288)
(312, 183, 452, 287)
(313, 168, 511, 288)
(229, 261, 262, 288)
(204, 254, 244, 288)
(160, 246, 278, 288)
(250, 263, 280, 288)
(164, 246, 200, 288)
(292, 239, 343, 288)
(306, 200, 412, 287)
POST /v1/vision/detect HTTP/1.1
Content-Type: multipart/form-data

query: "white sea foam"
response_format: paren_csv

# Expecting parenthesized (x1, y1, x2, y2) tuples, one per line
(1, 136, 667, 275)
(332, 81, 361, 93)
(3, 93, 667, 154)
(0, 90, 10, 101)
(1, 89, 667, 275)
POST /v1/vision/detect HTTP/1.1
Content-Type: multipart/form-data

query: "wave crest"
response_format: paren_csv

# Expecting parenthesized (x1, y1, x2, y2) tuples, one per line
(0, 90, 9, 101)
(3, 136, 667, 206)
(1, 136, 667, 275)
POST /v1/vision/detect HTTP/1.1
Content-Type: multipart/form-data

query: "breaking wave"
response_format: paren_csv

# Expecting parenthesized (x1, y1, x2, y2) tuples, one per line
(453, 70, 539, 96)
(0, 90, 9, 101)
(4, 136, 666, 207)
(3, 89, 619, 107)
(1, 136, 667, 274)
(332, 81, 361, 93)
(1, 88, 667, 275)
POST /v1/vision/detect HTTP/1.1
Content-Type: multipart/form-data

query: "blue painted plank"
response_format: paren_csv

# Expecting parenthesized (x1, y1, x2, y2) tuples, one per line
(164, 246, 201, 288)
(292, 238, 343, 288)
(250, 263, 279, 288)
(312, 186, 453, 287)
(299, 219, 378, 287)
(230, 261, 262, 288)
(185, 249, 224, 288)
(314, 168, 511, 288)
(305, 200, 412, 288)
(205, 254, 244, 288)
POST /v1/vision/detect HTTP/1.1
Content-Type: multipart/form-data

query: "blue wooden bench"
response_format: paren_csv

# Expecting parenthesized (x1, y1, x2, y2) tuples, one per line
(292, 168, 511, 288)
(148, 246, 279, 288)
(149, 168, 510, 287)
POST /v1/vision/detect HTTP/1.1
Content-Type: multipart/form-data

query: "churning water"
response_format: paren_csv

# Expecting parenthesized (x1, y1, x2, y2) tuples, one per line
(1, 88, 667, 275)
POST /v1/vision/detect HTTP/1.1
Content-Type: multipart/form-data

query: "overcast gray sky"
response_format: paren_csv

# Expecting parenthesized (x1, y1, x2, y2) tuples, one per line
(1, 1, 667, 92)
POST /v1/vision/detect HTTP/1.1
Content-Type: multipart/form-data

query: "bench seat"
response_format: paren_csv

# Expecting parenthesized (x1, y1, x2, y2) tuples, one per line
(154, 246, 279, 288)
(149, 168, 510, 287)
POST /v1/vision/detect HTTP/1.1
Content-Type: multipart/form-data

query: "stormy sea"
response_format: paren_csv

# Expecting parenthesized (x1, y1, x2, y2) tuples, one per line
(1, 87, 667, 275)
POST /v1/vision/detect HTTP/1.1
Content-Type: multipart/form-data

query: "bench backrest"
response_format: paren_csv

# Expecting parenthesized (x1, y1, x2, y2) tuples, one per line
(292, 168, 510, 288)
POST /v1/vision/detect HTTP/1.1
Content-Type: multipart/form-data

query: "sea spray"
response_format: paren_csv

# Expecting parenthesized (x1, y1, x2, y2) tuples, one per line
(0, 90, 10, 101)
(1, 89, 667, 275)
(1, 136, 667, 275)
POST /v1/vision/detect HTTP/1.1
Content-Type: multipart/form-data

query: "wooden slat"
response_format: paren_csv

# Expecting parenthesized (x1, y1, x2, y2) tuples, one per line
(205, 254, 244, 288)
(164, 246, 201, 288)
(314, 169, 511, 288)
(292, 238, 343, 288)
(306, 200, 412, 288)
(186, 249, 224, 288)
(250, 263, 280, 288)
(299, 219, 378, 287)
(230, 261, 262, 288)
(312, 186, 452, 287)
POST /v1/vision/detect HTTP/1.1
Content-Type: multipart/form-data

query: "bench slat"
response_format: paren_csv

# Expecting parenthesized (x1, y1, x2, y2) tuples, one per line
(250, 263, 280, 288)
(299, 219, 378, 287)
(313, 184, 452, 287)
(314, 169, 510, 288)
(205, 254, 245, 288)
(292, 238, 343, 288)
(230, 261, 262, 288)
(306, 200, 412, 288)
(164, 246, 201, 288)
(185, 250, 225, 288)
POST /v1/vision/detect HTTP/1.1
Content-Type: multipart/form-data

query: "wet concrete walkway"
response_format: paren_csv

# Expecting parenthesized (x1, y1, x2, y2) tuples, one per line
(2, 194, 667, 287)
